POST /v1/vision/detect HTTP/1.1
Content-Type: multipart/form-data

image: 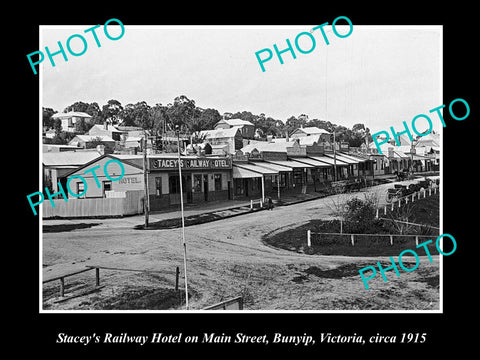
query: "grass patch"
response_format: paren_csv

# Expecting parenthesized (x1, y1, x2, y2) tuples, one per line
(91, 286, 187, 310)
(135, 207, 263, 230)
(263, 194, 439, 257)
(43, 223, 101, 233)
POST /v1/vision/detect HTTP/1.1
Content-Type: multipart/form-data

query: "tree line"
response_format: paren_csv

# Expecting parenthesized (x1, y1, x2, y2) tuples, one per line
(43, 94, 372, 147)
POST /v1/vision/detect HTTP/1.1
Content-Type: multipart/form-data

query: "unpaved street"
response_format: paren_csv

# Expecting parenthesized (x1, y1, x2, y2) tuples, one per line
(42, 179, 441, 311)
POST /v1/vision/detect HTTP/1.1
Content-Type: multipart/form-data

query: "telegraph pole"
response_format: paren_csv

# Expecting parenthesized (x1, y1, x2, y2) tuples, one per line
(142, 134, 149, 228)
(177, 126, 189, 310)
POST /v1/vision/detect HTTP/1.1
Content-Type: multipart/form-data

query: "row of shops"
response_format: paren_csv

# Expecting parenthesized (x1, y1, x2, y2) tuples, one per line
(42, 138, 438, 217)
(44, 145, 368, 214)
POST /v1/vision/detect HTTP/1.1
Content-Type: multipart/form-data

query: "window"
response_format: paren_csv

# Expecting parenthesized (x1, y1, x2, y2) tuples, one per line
(234, 179, 244, 195)
(155, 177, 162, 196)
(214, 174, 222, 191)
(193, 174, 202, 192)
(102, 181, 112, 197)
(76, 182, 85, 198)
(169, 175, 186, 194)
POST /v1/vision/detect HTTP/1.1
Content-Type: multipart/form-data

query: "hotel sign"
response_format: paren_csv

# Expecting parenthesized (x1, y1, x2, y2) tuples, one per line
(150, 157, 232, 170)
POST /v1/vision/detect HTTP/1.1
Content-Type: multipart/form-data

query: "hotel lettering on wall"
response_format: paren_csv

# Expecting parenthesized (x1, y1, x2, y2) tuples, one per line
(150, 157, 232, 170)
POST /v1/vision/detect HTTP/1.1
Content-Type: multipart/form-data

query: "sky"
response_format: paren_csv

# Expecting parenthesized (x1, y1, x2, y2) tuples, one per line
(40, 24, 442, 134)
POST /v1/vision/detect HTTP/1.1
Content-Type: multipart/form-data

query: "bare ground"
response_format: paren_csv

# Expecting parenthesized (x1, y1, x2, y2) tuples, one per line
(42, 179, 441, 311)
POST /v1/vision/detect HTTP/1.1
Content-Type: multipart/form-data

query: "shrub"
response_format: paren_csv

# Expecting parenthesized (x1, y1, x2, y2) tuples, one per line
(344, 197, 377, 233)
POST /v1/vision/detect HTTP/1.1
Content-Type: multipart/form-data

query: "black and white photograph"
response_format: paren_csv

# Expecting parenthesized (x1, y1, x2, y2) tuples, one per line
(15, 4, 476, 354)
(38, 23, 443, 312)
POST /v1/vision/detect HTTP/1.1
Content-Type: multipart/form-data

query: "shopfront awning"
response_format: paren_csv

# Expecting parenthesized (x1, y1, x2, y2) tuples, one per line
(338, 152, 368, 163)
(233, 163, 278, 175)
(232, 166, 262, 179)
(252, 161, 293, 172)
(308, 156, 349, 166)
(323, 154, 359, 164)
(288, 157, 331, 168)
(265, 160, 315, 169)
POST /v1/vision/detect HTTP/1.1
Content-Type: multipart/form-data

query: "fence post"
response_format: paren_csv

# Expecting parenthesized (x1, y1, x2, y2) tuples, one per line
(375, 208, 379, 219)
(415, 235, 419, 246)
(351, 234, 354, 246)
(175, 266, 180, 291)
(250, 200, 253, 210)
(95, 268, 100, 287)
(59, 277, 65, 297)
(389, 235, 393, 246)
(340, 219, 343, 234)
(260, 200, 263, 208)
(307, 230, 311, 247)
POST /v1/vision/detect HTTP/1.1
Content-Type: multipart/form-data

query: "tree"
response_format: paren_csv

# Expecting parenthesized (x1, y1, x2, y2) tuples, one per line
(257, 115, 282, 137)
(102, 99, 123, 124)
(42, 107, 57, 128)
(223, 112, 233, 120)
(285, 115, 307, 135)
(85, 136, 105, 149)
(74, 118, 89, 133)
(197, 108, 222, 131)
(119, 101, 152, 129)
(166, 95, 198, 133)
(149, 103, 170, 135)
(86, 102, 103, 124)
(63, 101, 90, 113)
(53, 118, 62, 136)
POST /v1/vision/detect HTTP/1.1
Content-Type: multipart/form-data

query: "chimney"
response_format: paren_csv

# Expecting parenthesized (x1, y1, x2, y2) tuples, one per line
(387, 147, 394, 158)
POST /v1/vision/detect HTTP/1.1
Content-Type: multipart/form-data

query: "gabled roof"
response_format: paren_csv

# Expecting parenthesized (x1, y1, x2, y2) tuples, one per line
(217, 118, 254, 127)
(241, 140, 296, 153)
(42, 151, 101, 167)
(71, 135, 115, 142)
(51, 111, 92, 119)
(200, 127, 241, 139)
(291, 127, 331, 136)
(88, 124, 123, 133)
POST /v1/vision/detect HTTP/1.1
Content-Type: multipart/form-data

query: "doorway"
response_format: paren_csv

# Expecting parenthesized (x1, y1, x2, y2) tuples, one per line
(203, 175, 209, 201)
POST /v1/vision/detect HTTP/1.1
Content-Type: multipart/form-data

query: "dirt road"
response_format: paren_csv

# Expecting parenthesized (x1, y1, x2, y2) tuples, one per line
(42, 179, 441, 311)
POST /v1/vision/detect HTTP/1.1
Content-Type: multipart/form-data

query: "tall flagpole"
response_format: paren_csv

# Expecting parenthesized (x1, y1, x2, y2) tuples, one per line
(333, 130, 337, 181)
(177, 126, 189, 309)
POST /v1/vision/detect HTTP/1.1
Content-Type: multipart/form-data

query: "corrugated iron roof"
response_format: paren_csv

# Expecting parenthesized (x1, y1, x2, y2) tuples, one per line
(42, 151, 101, 166)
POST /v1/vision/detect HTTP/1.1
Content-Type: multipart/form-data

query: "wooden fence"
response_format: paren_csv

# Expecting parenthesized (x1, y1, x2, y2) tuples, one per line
(376, 186, 439, 217)
(42, 190, 144, 218)
(43, 267, 100, 298)
(43, 265, 178, 299)
(203, 296, 244, 310)
(306, 231, 436, 247)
